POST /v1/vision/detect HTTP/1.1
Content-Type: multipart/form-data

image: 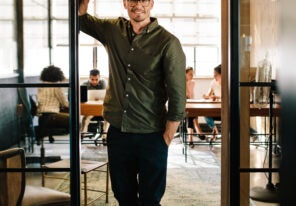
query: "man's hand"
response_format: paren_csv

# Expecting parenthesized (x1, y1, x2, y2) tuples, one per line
(79, 0, 89, 16)
(163, 121, 180, 146)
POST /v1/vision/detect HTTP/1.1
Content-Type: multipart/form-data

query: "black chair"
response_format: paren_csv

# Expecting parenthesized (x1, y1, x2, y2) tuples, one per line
(35, 114, 69, 165)
(81, 116, 107, 146)
(29, 95, 69, 166)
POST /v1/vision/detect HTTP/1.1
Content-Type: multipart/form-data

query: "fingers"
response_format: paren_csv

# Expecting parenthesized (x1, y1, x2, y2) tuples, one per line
(163, 134, 172, 146)
(78, 0, 90, 16)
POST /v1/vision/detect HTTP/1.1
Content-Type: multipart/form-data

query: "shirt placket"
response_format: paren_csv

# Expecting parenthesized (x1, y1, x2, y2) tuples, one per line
(121, 45, 135, 132)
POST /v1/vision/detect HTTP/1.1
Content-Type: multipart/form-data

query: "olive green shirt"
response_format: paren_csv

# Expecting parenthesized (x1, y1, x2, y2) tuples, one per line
(80, 14, 186, 133)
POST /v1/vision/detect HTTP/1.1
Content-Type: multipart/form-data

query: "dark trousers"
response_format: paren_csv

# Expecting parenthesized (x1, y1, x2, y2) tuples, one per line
(107, 126, 168, 206)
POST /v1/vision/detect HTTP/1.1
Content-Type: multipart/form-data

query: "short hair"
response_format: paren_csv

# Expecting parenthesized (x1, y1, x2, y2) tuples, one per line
(214, 64, 221, 74)
(89, 69, 100, 76)
(40, 65, 65, 82)
(186, 66, 194, 73)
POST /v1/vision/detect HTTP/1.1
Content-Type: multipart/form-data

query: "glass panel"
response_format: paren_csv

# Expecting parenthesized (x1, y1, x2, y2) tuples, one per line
(23, 0, 47, 18)
(22, 0, 221, 77)
(23, 0, 69, 77)
(238, 0, 281, 204)
(0, 0, 17, 75)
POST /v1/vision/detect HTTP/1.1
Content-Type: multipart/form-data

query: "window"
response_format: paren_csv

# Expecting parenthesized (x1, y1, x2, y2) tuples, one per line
(23, 0, 221, 77)
(0, 0, 17, 76)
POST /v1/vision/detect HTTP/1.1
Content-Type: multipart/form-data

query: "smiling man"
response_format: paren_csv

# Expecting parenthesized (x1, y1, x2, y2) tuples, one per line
(79, 0, 186, 205)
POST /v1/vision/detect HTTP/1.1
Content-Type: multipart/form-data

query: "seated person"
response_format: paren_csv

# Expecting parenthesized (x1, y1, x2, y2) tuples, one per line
(37, 65, 69, 143)
(202, 64, 222, 141)
(186, 67, 204, 147)
(81, 69, 107, 134)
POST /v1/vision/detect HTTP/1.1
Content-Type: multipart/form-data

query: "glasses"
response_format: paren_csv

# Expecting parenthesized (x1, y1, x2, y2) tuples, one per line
(127, 0, 150, 7)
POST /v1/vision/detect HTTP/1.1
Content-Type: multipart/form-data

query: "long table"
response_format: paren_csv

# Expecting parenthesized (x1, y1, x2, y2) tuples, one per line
(185, 100, 280, 117)
(81, 100, 281, 119)
(80, 100, 281, 156)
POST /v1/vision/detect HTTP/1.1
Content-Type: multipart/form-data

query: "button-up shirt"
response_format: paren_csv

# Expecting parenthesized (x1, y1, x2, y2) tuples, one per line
(79, 14, 186, 133)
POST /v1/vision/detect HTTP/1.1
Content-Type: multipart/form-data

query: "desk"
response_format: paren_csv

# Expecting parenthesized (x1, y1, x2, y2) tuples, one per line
(80, 100, 103, 116)
(186, 102, 280, 117)
(80, 101, 105, 146)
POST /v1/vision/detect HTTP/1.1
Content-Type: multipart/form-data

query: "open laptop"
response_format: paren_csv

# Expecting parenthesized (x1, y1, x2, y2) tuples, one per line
(87, 89, 106, 101)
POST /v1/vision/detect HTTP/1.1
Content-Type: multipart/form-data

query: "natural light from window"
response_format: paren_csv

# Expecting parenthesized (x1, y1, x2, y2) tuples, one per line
(21, 0, 221, 78)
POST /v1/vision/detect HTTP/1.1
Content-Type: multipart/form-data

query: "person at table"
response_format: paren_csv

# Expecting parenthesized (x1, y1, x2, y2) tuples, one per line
(37, 65, 69, 143)
(81, 69, 107, 134)
(82, 69, 107, 90)
(79, 0, 186, 205)
(186, 67, 205, 147)
(202, 64, 222, 141)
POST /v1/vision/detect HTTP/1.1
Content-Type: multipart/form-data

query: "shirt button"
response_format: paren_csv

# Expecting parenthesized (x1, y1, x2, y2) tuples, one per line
(130, 48, 134, 52)
(127, 64, 131, 67)
(128, 77, 131, 81)
(125, 93, 129, 97)
(123, 110, 127, 113)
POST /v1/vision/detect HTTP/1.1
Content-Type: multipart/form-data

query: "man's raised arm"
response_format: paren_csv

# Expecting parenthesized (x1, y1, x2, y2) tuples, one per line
(78, 0, 89, 16)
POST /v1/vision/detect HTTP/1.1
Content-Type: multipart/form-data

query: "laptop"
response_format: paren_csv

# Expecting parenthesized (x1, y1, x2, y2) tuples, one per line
(87, 89, 106, 101)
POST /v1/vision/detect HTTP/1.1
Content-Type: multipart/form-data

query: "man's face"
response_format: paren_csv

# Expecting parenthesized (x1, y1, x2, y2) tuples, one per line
(89, 75, 99, 87)
(124, 0, 154, 23)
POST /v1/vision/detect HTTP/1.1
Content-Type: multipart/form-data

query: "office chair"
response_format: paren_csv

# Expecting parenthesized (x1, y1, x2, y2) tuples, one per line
(81, 116, 107, 146)
(0, 147, 71, 206)
(29, 95, 69, 165)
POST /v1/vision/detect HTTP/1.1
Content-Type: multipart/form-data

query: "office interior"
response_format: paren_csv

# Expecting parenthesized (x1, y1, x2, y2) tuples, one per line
(1, 0, 296, 205)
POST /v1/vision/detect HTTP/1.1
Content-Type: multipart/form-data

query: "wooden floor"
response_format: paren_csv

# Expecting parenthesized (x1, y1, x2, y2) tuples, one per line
(25, 134, 280, 206)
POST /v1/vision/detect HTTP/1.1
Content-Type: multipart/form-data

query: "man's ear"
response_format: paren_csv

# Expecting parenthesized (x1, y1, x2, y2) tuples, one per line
(150, 0, 154, 9)
(123, 0, 127, 9)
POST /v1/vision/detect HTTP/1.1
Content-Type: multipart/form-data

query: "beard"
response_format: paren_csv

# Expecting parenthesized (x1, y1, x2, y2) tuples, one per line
(130, 8, 148, 23)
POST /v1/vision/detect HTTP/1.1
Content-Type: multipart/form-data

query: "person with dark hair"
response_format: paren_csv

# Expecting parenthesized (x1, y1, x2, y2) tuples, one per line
(81, 69, 107, 134)
(79, 0, 186, 205)
(37, 65, 69, 142)
(82, 69, 107, 90)
(202, 64, 222, 142)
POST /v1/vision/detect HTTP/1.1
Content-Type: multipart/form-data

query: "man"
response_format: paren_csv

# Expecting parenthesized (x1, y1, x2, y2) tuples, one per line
(82, 69, 106, 90)
(79, 0, 186, 205)
(81, 69, 106, 133)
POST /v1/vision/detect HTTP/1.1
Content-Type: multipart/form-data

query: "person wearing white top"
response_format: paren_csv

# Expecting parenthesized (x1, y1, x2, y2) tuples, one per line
(186, 67, 204, 147)
(202, 64, 221, 142)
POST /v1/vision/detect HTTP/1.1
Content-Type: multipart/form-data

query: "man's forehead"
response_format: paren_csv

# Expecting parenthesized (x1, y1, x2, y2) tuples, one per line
(90, 75, 99, 78)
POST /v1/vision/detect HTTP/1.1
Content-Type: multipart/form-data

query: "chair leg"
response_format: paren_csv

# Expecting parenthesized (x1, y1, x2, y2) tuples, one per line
(40, 139, 45, 166)
(84, 173, 87, 206)
(105, 163, 109, 203)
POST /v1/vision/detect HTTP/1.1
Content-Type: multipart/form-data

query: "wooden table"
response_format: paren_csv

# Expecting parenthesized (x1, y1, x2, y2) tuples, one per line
(80, 100, 104, 116)
(80, 100, 105, 146)
(81, 99, 281, 119)
(186, 101, 280, 117)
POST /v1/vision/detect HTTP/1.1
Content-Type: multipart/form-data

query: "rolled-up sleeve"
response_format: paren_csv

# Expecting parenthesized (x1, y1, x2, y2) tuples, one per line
(163, 38, 186, 121)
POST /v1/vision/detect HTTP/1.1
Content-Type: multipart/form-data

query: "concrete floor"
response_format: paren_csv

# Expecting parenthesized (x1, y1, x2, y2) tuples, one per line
(25, 134, 280, 206)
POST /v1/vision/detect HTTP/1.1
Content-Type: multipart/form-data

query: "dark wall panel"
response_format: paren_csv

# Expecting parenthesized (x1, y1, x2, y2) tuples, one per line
(0, 76, 19, 150)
